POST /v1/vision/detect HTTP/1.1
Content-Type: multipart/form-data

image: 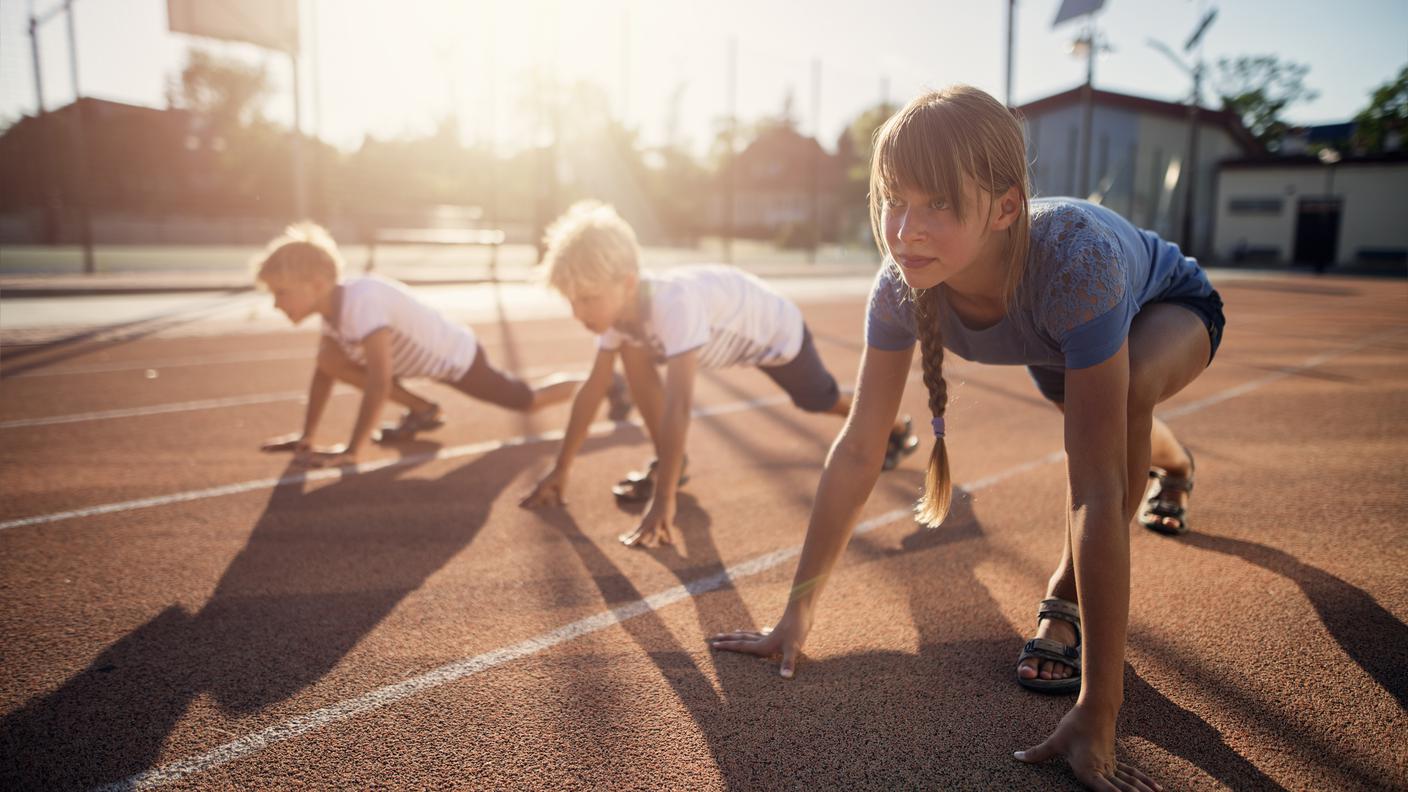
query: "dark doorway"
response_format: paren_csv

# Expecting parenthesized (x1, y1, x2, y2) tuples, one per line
(1293, 197, 1342, 273)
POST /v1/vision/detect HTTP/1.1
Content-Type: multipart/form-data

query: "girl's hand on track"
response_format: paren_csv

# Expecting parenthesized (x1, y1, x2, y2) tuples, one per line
(707, 608, 812, 679)
(1015, 703, 1160, 792)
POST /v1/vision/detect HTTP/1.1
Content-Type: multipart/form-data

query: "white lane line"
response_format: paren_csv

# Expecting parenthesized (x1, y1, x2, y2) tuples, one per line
(4, 332, 590, 379)
(92, 503, 907, 792)
(0, 366, 570, 430)
(0, 390, 339, 430)
(90, 327, 1397, 790)
(6, 348, 311, 378)
(0, 395, 791, 532)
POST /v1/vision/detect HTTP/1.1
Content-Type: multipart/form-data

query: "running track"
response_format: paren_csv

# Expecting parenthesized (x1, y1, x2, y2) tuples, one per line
(1, 273, 1404, 790)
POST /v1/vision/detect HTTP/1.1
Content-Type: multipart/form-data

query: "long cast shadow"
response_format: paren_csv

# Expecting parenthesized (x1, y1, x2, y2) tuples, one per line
(526, 461, 1297, 788)
(0, 292, 248, 379)
(1179, 531, 1408, 709)
(0, 443, 539, 790)
(846, 491, 1289, 791)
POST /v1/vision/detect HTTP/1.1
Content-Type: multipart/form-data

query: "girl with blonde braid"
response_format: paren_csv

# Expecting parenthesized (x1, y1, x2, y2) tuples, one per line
(709, 84, 1223, 792)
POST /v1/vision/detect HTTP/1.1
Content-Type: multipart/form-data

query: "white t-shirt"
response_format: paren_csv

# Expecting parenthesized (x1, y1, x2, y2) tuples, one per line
(597, 265, 805, 369)
(322, 275, 478, 381)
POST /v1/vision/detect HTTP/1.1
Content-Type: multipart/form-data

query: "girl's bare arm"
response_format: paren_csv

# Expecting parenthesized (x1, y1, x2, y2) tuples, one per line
(708, 343, 913, 676)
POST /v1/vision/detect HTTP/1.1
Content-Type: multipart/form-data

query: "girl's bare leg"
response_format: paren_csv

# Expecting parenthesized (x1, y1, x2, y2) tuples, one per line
(1018, 304, 1211, 683)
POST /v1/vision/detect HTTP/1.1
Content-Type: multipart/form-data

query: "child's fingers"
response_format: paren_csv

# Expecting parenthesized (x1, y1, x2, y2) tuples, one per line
(779, 643, 799, 679)
(1013, 736, 1058, 764)
(707, 630, 767, 643)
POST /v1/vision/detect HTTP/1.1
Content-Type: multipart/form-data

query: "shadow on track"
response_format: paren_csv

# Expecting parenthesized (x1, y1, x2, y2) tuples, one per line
(531, 480, 1289, 789)
(1179, 531, 1408, 709)
(0, 441, 538, 790)
(0, 292, 248, 379)
(846, 492, 1289, 791)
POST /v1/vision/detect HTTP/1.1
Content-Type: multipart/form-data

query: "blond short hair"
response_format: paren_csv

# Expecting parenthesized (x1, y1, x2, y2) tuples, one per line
(252, 221, 345, 288)
(539, 201, 640, 298)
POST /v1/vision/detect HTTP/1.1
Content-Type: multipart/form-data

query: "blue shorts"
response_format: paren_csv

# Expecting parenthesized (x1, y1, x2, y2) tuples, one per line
(760, 324, 841, 413)
(1027, 288, 1226, 405)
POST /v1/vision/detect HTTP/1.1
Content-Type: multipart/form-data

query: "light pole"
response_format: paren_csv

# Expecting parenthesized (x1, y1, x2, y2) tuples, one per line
(1147, 7, 1216, 256)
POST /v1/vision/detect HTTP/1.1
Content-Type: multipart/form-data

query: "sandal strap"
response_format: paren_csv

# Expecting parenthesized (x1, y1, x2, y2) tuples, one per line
(1037, 597, 1081, 647)
(1019, 638, 1082, 671)
(1146, 501, 1187, 519)
(1157, 476, 1193, 493)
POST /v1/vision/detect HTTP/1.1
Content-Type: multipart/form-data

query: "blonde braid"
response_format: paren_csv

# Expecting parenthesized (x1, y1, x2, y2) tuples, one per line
(913, 287, 952, 526)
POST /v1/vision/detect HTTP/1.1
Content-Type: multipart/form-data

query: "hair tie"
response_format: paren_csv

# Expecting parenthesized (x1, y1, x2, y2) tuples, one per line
(931, 416, 946, 438)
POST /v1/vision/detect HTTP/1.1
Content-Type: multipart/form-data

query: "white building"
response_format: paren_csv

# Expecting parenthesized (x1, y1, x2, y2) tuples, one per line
(1213, 154, 1408, 272)
(1018, 87, 1258, 258)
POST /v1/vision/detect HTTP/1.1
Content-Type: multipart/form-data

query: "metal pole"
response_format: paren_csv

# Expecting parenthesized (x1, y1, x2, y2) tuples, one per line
(310, 0, 322, 220)
(290, 48, 307, 218)
(64, 0, 94, 274)
(29, 10, 45, 114)
(1005, 0, 1015, 107)
(1079, 25, 1095, 198)
(1180, 64, 1200, 254)
(486, 0, 498, 275)
(724, 37, 736, 264)
(809, 58, 820, 263)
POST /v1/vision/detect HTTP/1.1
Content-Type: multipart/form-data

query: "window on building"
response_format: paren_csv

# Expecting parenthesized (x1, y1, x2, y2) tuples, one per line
(1228, 197, 1284, 215)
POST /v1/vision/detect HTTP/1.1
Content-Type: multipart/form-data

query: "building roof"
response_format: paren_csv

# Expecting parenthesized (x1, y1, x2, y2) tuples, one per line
(1221, 151, 1408, 169)
(1017, 86, 1261, 154)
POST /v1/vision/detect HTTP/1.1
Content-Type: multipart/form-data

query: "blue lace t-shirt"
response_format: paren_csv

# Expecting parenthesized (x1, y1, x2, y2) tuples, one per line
(865, 198, 1213, 369)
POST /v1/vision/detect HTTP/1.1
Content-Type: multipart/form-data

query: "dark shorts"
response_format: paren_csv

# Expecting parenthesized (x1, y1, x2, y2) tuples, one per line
(760, 324, 841, 413)
(447, 346, 534, 411)
(1027, 288, 1226, 405)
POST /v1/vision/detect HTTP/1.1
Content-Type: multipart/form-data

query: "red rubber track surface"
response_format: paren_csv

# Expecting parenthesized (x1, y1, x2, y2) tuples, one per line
(1, 274, 1404, 790)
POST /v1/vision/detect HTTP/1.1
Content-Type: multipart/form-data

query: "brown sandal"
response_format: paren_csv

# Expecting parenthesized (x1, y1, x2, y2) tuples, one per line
(1016, 597, 1082, 694)
(1140, 447, 1195, 535)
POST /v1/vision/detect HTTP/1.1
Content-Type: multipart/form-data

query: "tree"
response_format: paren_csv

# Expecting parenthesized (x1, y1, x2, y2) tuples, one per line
(166, 48, 271, 132)
(1353, 64, 1408, 153)
(1213, 55, 1318, 152)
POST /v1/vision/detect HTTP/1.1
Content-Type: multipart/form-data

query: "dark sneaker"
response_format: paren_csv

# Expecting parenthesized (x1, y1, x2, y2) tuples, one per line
(375, 405, 444, 443)
(606, 371, 634, 421)
(883, 416, 919, 471)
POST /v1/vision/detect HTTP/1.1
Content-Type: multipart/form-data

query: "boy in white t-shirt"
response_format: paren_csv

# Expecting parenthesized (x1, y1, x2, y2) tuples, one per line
(254, 222, 620, 468)
(520, 202, 919, 548)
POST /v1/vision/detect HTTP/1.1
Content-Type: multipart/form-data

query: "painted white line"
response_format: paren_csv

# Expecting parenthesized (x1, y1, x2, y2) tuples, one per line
(0, 390, 334, 430)
(6, 348, 312, 378)
(0, 366, 574, 430)
(0, 395, 792, 532)
(95, 511, 909, 792)
(90, 328, 1397, 789)
(1157, 329, 1401, 421)
(4, 332, 589, 379)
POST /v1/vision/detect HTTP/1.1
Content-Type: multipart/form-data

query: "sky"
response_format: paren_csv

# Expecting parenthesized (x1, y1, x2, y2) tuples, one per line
(1, 0, 1405, 156)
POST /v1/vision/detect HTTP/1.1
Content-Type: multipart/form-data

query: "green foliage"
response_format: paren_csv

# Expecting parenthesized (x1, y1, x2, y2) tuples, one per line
(1213, 55, 1318, 151)
(1353, 64, 1408, 153)
(166, 48, 271, 131)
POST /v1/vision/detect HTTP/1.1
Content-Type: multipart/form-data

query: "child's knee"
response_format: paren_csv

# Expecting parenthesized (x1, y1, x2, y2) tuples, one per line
(790, 380, 840, 413)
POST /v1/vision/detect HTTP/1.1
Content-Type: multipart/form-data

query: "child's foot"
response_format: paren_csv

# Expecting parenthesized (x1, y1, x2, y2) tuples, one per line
(882, 416, 920, 470)
(1139, 446, 1195, 535)
(1015, 597, 1081, 693)
(606, 372, 634, 421)
(375, 404, 444, 443)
